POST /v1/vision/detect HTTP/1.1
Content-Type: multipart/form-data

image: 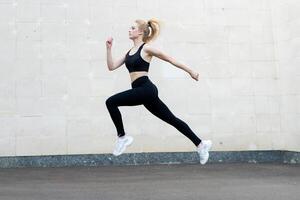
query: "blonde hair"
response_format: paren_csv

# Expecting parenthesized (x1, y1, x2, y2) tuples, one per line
(135, 18, 161, 43)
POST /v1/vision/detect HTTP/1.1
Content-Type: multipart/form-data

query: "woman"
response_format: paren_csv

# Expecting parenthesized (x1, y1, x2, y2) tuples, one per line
(105, 18, 212, 165)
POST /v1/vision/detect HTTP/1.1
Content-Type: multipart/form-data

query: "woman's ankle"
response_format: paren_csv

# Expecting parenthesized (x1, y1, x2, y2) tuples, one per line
(197, 141, 203, 148)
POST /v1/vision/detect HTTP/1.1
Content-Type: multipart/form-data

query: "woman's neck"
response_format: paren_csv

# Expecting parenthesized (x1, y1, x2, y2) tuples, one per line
(133, 39, 144, 48)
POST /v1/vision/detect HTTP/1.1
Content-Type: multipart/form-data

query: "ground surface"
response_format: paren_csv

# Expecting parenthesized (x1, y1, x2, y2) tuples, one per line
(0, 163, 299, 200)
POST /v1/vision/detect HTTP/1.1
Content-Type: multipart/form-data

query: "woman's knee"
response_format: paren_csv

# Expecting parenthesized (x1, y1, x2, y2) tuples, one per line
(105, 96, 116, 108)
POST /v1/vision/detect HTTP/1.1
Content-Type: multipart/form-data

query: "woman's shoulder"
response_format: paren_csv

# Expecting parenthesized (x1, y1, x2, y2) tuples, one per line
(143, 42, 157, 53)
(143, 42, 163, 56)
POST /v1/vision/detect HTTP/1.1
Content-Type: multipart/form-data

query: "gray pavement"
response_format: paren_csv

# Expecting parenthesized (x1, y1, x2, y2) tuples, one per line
(0, 163, 299, 200)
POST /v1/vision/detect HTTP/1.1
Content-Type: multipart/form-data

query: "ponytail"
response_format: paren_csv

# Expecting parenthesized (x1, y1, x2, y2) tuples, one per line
(135, 18, 161, 43)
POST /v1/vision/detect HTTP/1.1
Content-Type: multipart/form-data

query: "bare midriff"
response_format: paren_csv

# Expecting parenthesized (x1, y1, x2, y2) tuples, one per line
(130, 71, 149, 83)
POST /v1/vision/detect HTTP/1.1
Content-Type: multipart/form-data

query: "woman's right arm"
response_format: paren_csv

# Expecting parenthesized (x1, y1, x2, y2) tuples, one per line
(106, 37, 126, 71)
(106, 47, 126, 71)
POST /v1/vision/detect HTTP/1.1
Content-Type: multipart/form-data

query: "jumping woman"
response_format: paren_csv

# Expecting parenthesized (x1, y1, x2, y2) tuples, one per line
(105, 18, 212, 165)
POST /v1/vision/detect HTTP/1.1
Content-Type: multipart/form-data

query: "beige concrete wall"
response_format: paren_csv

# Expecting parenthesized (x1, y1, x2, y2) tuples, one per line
(271, 0, 300, 151)
(0, 0, 299, 156)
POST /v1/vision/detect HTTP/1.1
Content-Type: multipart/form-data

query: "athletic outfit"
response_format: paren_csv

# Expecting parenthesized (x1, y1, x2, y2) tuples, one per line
(105, 42, 202, 147)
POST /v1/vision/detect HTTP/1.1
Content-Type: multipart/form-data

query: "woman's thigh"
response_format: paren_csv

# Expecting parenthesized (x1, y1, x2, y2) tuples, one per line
(107, 87, 148, 106)
(143, 96, 177, 123)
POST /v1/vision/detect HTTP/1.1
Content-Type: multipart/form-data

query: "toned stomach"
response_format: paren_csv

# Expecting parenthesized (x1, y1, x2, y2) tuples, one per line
(130, 71, 149, 83)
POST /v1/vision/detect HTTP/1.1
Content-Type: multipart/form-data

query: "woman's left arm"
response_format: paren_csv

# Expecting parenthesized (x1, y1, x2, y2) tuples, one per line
(144, 45, 199, 81)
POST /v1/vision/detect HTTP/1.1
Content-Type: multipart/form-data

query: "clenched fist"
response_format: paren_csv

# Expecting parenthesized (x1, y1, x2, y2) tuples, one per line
(189, 70, 199, 81)
(106, 37, 113, 49)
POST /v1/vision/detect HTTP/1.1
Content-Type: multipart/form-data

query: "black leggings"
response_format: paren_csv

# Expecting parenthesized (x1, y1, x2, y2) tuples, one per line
(105, 76, 201, 147)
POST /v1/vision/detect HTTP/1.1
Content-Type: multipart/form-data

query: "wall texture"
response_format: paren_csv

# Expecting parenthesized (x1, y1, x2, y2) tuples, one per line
(271, 0, 300, 151)
(0, 0, 299, 157)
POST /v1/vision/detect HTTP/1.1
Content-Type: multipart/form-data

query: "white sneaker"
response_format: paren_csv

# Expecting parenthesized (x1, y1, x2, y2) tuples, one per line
(113, 135, 134, 156)
(197, 140, 212, 165)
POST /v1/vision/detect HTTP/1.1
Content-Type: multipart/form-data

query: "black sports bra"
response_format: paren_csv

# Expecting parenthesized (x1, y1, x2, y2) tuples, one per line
(125, 43, 150, 73)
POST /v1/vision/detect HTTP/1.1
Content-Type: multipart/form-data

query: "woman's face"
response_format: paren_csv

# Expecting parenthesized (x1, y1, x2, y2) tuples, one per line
(128, 23, 142, 39)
